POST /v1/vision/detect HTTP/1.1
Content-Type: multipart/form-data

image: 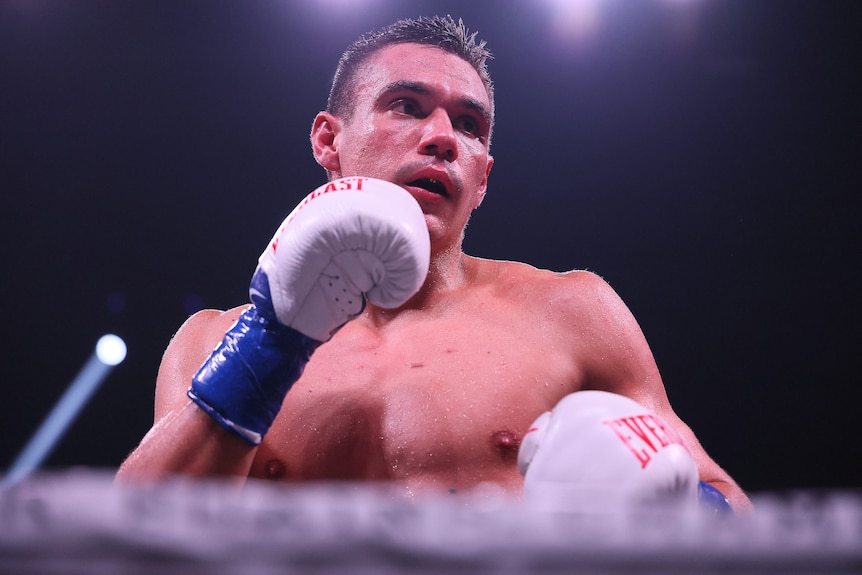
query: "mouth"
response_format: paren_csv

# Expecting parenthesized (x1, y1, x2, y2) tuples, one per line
(406, 177, 448, 197)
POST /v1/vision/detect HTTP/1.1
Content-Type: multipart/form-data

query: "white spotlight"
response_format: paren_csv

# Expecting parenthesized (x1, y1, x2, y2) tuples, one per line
(2, 335, 127, 488)
(546, 0, 603, 41)
(96, 334, 127, 366)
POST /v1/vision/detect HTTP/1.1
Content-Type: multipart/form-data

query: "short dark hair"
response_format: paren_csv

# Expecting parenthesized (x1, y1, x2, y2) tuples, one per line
(327, 15, 494, 127)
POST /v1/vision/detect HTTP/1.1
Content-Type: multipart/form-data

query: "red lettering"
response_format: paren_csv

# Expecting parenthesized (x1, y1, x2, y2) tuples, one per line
(604, 414, 690, 469)
(638, 414, 669, 448)
(334, 177, 367, 191)
(652, 416, 685, 446)
(603, 419, 652, 469)
(271, 178, 372, 243)
(622, 417, 658, 455)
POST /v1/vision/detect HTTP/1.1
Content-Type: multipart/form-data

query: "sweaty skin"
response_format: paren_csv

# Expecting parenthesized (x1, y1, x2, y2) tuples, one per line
(117, 43, 752, 511)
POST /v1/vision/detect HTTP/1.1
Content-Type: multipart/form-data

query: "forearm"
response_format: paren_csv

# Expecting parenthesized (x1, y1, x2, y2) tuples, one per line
(705, 476, 754, 513)
(116, 402, 257, 484)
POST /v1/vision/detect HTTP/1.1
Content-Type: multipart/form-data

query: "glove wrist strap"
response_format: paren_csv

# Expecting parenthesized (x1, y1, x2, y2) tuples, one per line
(188, 273, 321, 445)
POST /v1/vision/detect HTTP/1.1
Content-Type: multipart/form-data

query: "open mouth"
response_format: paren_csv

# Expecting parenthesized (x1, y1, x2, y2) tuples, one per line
(406, 178, 448, 197)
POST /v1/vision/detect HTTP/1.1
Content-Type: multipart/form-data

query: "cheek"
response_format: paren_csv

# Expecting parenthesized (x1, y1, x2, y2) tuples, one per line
(461, 139, 490, 170)
(355, 131, 404, 169)
(338, 121, 395, 169)
(472, 190, 486, 210)
(465, 155, 491, 189)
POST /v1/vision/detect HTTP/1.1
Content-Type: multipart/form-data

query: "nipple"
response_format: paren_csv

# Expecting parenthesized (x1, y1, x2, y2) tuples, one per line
(265, 458, 286, 480)
(491, 430, 521, 462)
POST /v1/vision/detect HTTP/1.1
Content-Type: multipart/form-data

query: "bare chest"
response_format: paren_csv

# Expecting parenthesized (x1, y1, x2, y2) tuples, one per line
(251, 306, 578, 492)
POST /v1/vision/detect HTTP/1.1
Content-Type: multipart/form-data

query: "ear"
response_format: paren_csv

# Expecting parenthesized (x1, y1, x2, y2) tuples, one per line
(473, 155, 494, 209)
(311, 112, 341, 174)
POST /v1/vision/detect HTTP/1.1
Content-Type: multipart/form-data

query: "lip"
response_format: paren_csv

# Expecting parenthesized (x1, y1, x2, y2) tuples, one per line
(403, 182, 446, 204)
(401, 169, 454, 203)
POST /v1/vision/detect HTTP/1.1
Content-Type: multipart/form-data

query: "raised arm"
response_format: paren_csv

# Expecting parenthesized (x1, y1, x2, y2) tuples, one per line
(116, 177, 430, 484)
(116, 308, 258, 482)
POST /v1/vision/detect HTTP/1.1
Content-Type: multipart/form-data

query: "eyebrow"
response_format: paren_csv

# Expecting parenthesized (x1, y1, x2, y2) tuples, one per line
(380, 80, 493, 127)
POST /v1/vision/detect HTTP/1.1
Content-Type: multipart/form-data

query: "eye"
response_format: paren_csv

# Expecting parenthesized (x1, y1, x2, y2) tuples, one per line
(455, 115, 485, 140)
(390, 98, 422, 117)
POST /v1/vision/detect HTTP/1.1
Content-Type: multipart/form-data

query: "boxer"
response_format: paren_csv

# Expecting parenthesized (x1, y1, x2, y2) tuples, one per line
(116, 16, 751, 512)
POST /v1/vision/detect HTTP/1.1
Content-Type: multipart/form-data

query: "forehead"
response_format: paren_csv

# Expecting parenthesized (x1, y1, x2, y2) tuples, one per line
(354, 43, 490, 109)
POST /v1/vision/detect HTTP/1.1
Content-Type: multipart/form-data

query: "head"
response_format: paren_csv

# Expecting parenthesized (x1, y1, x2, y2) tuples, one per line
(311, 16, 496, 253)
(327, 15, 495, 137)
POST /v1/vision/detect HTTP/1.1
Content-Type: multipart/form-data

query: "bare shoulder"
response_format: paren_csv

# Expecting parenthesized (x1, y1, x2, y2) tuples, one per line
(470, 255, 605, 285)
(170, 306, 248, 347)
(469, 256, 620, 316)
(153, 305, 250, 419)
(469, 256, 655, 390)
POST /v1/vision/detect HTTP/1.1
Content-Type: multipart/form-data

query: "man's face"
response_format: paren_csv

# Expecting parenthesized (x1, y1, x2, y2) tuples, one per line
(320, 43, 494, 251)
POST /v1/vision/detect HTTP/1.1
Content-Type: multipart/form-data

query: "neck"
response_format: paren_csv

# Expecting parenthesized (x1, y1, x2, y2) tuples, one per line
(366, 243, 471, 320)
(426, 241, 469, 290)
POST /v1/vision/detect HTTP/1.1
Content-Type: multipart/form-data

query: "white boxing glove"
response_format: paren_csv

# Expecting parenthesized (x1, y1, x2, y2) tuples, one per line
(519, 391, 699, 513)
(257, 176, 430, 342)
(189, 177, 429, 444)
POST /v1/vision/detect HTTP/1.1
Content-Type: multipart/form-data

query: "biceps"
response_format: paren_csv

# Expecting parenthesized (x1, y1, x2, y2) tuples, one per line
(153, 311, 227, 421)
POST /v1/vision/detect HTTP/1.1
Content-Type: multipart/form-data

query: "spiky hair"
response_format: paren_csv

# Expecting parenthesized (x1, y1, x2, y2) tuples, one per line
(326, 15, 494, 125)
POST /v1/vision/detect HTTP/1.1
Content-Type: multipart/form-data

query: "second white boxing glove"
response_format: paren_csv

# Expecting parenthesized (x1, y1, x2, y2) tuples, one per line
(519, 391, 699, 513)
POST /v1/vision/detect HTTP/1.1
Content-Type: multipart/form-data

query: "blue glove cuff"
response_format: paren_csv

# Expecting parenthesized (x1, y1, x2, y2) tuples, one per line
(698, 481, 733, 514)
(188, 271, 321, 445)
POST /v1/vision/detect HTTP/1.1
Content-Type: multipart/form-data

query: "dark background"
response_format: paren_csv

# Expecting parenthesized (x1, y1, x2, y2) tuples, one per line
(1, 0, 859, 494)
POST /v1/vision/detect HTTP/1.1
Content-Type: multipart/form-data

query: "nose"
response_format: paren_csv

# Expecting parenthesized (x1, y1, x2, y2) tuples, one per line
(418, 108, 457, 162)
